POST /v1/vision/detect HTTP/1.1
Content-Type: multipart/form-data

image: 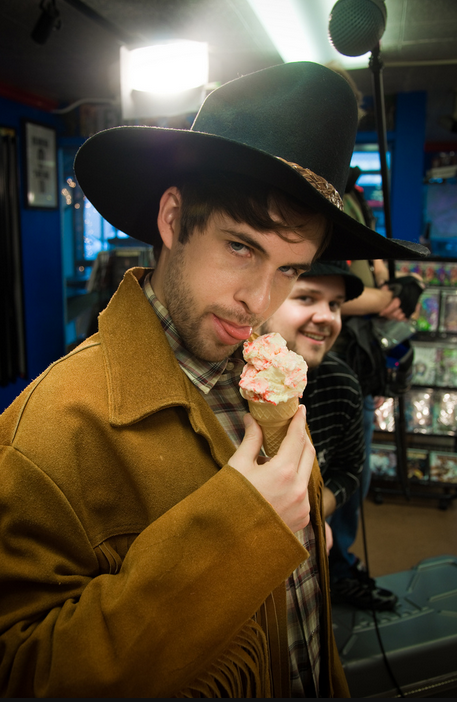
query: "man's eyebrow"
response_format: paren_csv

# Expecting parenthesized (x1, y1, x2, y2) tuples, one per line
(222, 228, 268, 254)
(294, 282, 346, 298)
(221, 228, 312, 271)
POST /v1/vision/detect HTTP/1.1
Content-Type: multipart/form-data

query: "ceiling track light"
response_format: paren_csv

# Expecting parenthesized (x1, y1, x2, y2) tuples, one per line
(31, 0, 62, 45)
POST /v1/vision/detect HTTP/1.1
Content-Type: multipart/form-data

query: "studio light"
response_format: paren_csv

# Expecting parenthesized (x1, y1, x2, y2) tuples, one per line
(120, 40, 209, 120)
(31, 0, 61, 45)
(128, 41, 208, 95)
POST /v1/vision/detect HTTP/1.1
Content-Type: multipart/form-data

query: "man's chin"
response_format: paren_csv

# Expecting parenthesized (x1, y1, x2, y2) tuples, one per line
(292, 342, 325, 368)
(304, 358, 320, 370)
(196, 339, 243, 363)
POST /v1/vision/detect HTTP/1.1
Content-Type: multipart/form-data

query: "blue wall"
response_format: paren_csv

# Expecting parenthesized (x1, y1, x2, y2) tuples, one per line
(391, 91, 427, 244)
(0, 96, 65, 412)
(356, 91, 428, 246)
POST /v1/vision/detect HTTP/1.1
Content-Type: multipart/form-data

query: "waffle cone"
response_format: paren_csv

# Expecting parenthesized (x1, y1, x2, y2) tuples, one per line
(248, 397, 299, 457)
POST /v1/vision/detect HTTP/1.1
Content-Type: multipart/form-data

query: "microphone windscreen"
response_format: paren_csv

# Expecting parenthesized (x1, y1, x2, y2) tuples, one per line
(328, 0, 387, 57)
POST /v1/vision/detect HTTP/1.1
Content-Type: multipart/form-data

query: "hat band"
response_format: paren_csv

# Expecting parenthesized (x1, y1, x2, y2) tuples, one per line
(277, 158, 344, 211)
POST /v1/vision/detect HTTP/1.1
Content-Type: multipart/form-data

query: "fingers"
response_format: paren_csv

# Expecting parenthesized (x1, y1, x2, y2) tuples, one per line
(241, 413, 264, 454)
(275, 405, 315, 479)
(267, 405, 315, 532)
(380, 307, 406, 321)
(378, 291, 400, 315)
(379, 295, 406, 320)
(411, 300, 422, 320)
(228, 405, 314, 533)
(274, 405, 307, 466)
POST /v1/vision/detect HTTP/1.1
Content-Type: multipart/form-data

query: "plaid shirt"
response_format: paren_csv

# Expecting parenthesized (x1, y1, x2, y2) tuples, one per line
(143, 272, 321, 697)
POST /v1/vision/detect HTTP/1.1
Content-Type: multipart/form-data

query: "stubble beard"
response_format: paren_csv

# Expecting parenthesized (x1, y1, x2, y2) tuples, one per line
(162, 246, 244, 362)
(289, 333, 325, 369)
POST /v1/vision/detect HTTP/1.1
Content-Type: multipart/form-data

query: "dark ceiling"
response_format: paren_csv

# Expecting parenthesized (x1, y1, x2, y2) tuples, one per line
(1, 0, 457, 112)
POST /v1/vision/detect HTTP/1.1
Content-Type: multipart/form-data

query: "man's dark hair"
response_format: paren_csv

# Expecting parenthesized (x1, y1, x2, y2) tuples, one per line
(153, 172, 332, 258)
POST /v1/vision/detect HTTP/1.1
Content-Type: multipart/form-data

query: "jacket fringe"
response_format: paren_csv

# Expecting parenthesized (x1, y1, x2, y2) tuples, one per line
(174, 618, 271, 698)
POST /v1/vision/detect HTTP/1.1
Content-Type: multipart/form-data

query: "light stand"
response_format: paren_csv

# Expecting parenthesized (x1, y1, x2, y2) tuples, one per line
(368, 43, 395, 281)
(328, 0, 411, 501)
(368, 41, 411, 500)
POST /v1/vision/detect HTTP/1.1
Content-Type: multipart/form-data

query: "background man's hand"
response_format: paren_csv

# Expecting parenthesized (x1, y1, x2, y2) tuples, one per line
(378, 286, 407, 320)
(325, 521, 333, 555)
(228, 405, 315, 533)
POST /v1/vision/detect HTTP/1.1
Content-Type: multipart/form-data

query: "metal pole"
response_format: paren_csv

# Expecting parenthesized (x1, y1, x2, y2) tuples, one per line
(369, 42, 396, 282)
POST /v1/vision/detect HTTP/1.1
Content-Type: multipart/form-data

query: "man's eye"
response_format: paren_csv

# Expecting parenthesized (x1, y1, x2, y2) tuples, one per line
(278, 266, 300, 278)
(229, 241, 250, 254)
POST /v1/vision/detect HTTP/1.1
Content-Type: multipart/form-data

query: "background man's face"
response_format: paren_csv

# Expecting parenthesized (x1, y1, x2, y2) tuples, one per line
(160, 211, 326, 362)
(262, 275, 345, 369)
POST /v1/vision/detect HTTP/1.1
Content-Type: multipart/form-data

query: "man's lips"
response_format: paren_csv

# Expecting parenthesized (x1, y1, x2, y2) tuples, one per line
(213, 315, 253, 342)
(301, 330, 328, 342)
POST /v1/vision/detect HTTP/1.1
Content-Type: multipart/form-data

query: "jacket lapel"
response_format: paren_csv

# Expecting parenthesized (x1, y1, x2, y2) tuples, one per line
(98, 268, 237, 468)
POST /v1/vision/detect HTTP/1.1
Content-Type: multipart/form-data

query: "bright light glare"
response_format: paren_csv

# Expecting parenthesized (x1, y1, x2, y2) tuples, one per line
(129, 41, 208, 95)
(247, 0, 370, 68)
(248, 0, 316, 62)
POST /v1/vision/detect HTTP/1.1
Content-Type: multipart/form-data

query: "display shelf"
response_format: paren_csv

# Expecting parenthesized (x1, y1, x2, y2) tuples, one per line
(371, 439, 457, 484)
(370, 259, 457, 509)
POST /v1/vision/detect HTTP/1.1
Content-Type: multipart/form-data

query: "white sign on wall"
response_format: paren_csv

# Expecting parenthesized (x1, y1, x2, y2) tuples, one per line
(24, 121, 57, 208)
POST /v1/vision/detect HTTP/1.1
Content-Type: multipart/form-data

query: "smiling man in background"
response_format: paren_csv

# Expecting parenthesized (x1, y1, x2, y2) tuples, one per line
(262, 259, 399, 611)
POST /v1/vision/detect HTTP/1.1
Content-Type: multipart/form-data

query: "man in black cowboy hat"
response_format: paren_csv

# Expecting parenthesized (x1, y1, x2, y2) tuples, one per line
(261, 260, 399, 613)
(0, 62, 427, 698)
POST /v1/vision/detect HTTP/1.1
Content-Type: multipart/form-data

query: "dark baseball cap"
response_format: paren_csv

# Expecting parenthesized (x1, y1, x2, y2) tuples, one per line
(299, 260, 363, 301)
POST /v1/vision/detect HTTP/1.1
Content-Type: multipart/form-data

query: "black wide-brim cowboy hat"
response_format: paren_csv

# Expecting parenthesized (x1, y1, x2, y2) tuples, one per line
(74, 61, 428, 261)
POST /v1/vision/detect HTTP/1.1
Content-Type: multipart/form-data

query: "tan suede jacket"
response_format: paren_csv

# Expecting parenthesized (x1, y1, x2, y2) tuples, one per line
(0, 268, 349, 698)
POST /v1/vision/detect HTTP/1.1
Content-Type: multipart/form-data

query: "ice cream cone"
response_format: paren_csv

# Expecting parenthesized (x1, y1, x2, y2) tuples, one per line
(248, 397, 299, 457)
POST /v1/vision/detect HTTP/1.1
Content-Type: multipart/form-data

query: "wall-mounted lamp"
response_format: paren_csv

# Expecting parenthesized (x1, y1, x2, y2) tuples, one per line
(120, 40, 209, 120)
(31, 0, 62, 45)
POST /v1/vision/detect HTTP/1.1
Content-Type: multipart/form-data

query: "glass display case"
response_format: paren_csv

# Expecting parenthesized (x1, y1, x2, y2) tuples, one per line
(371, 259, 457, 509)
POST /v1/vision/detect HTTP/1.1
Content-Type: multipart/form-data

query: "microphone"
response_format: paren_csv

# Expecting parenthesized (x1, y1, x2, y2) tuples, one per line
(328, 0, 387, 57)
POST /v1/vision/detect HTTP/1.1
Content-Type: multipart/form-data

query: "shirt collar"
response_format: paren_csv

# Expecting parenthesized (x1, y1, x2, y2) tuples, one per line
(142, 272, 243, 394)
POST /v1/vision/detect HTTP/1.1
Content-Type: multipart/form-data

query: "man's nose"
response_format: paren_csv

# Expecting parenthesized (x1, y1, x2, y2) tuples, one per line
(312, 301, 335, 322)
(235, 273, 272, 315)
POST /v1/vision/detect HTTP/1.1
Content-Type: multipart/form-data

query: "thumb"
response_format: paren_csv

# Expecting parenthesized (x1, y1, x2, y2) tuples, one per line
(227, 413, 264, 473)
(240, 413, 264, 457)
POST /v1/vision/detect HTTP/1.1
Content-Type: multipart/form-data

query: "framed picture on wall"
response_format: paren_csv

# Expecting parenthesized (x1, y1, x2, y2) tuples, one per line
(23, 120, 58, 209)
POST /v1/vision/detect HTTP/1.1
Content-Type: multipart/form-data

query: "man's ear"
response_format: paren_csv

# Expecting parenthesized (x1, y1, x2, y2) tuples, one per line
(157, 186, 182, 250)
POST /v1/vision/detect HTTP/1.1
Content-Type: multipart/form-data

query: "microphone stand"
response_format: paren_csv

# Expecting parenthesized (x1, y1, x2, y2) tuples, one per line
(369, 41, 411, 501)
(369, 43, 395, 281)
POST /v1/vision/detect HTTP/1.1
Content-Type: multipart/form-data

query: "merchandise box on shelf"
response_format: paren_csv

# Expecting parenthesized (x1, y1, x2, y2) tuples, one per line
(429, 451, 457, 483)
(370, 442, 457, 486)
(369, 258, 457, 505)
(412, 343, 457, 388)
(395, 259, 457, 287)
(374, 391, 457, 439)
(370, 443, 431, 483)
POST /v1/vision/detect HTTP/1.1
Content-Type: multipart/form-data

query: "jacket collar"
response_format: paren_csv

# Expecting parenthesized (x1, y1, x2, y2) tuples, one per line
(98, 267, 195, 426)
(98, 268, 235, 464)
